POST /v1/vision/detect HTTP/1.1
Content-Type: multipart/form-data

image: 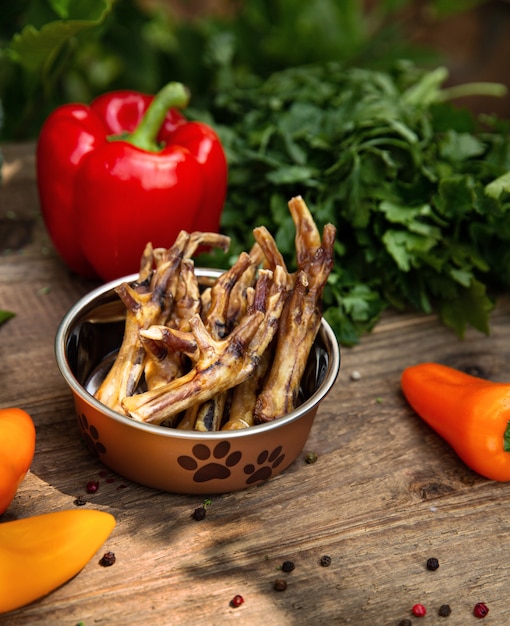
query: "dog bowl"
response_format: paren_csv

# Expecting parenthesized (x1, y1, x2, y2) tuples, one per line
(55, 269, 340, 494)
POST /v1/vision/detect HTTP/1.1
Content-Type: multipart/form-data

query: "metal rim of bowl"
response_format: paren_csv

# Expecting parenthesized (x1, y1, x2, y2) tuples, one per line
(55, 270, 341, 440)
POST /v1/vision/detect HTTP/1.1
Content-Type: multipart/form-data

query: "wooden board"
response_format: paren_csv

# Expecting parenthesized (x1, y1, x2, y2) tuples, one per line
(1, 142, 509, 625)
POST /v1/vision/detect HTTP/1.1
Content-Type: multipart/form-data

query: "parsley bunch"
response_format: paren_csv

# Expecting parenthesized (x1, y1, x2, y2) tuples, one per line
(202, 61, 510, 345)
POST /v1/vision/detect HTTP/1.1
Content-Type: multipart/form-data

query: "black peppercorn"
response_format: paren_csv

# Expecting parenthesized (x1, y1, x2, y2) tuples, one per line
(192, 506, 207, 521)
(438, 604, 452, 617)
(99, 551, 116, 567)
(398, 619, 412, 626)
(281, 560, 295, 572)
(320, 555, 332, 567)
(426, 557, 439, 571)
(273, 578, 287, 591)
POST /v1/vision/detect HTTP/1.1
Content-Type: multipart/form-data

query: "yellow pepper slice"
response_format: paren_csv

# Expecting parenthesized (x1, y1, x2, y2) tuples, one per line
(0, 407, 36, 514)
(0, 509, 116, 614)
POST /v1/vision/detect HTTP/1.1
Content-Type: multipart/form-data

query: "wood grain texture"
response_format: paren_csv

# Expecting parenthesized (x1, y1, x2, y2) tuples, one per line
(1, 143, 510, 625)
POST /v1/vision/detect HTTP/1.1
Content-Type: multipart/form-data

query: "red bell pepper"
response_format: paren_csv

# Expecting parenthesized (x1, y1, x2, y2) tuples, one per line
(36, 82, 227, 282)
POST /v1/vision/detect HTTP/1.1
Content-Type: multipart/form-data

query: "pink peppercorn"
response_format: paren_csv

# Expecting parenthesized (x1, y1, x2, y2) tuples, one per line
(473, 602, 489, 618)
(412, 603, 427, 617)
(230, 595, 244, 608)
(86, 480, 99, 494)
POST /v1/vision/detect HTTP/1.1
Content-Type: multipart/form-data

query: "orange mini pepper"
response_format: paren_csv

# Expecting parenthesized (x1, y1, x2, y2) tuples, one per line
(401, 362, 510, 481)
(0, 408, 36, 514)
(0, 509, 116, 613)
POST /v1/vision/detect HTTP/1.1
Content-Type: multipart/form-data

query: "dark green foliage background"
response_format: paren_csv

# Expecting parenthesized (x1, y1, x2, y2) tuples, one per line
(2, 0, 509, 345)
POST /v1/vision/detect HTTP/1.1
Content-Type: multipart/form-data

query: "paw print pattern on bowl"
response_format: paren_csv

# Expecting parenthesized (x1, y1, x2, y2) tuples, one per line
(78, 413, 107, 457)
(177, 441, 242, 483)
(243, 446, 285, 484)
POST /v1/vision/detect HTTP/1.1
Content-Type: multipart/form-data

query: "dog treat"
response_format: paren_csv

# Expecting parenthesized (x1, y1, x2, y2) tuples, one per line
(94, 196, 336, 430)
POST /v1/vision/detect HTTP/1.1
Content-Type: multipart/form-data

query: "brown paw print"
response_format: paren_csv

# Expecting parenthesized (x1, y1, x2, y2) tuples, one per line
(177, 441, 242, 482)
(78, 413, 107, 457)
(243, 446, 285, 485)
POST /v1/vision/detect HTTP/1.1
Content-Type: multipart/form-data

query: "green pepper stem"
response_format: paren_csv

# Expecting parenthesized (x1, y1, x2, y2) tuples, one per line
(503, 420, 510, 453)
(438, 82, 507, 102)
(126, 82, 190, 152)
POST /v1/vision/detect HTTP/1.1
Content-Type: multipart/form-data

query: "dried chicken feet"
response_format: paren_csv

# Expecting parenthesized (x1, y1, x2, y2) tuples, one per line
(94, 195, 335, 431)
(253, 198, 336, 422)
(122, 267, 290, 424)
(95, 231, 229, 412)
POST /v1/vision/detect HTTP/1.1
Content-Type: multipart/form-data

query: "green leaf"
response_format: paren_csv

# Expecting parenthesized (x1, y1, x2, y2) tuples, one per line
(449, 267, 472, 287)
(7, 0, 113, 76)
(430, 101, 476, 133)
(341, 285, 375, 321)
(266, 165, 317, 185)
(49, 0, 73, 19)
(382, 229, 438, 271)
(439, 130, 486, 161)
(0, 310, 15, 326)
(436, 175, 479, 219)
(440, 278, 494, 338)
(379, 201, 431, 226)
(485, 171, 510, 199)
